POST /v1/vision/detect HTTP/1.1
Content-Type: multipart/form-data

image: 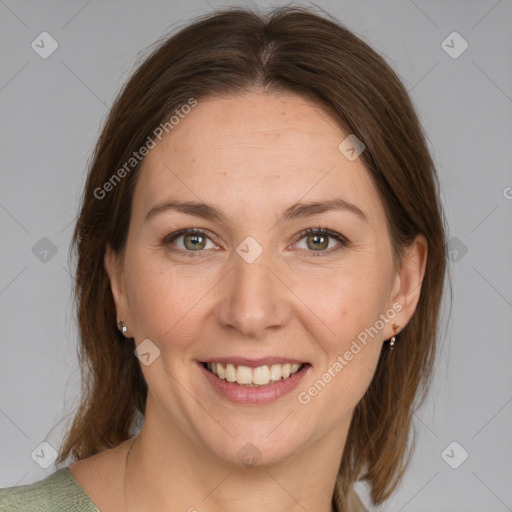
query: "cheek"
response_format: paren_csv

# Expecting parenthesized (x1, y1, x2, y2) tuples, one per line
(291, 261, 388, 348)
(291, 263, 389, 409)
(123, 250, 211, 345)
(295, 273, 386, 415)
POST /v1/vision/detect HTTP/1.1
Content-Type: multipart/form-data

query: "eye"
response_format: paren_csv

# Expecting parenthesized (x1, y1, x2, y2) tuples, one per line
(162, 228, 218, 256)
(293, 227, 349, 257)
(162, 226, 349, 258)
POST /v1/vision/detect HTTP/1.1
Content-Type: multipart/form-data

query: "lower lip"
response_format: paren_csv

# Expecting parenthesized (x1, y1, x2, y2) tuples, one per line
(199, 362, 310, 404)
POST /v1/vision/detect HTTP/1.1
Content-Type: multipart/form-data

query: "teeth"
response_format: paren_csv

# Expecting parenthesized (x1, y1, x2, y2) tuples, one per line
(236, 365, 253, 385)
(205, 362, 304, 386)
(270, 364, 281, 381)
(225, 363, 237, 382)
(253, 366, 270, 385)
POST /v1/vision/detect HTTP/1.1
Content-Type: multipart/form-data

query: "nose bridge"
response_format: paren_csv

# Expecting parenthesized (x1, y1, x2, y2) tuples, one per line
(217, 238, 288, 336)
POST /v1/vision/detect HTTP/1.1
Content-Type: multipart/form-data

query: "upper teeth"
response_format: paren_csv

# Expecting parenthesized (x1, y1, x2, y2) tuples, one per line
(206, 362, 303, 386)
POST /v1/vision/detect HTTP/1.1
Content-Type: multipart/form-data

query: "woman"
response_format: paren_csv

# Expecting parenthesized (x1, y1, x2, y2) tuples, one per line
(0, 5, 448, 511)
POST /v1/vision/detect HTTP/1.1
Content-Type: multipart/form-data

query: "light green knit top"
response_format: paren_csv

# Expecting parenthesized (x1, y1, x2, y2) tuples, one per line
(0, 467, 99, 511)
(0, 466, 367, 511)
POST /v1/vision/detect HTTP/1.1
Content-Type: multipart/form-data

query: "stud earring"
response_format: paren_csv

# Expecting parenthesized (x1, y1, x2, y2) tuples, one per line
(389, 322, 400, 349)
(117, 320, 128, 336)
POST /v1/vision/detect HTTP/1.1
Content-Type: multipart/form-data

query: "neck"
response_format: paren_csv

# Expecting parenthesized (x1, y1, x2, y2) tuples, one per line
(124, 405, 348, 512)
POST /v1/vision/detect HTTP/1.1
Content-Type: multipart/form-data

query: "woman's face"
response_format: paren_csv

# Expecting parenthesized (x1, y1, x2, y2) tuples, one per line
(105, 91, 426, 466)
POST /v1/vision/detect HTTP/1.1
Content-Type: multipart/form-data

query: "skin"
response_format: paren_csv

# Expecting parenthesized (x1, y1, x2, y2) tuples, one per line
(70, 91, 427, 512)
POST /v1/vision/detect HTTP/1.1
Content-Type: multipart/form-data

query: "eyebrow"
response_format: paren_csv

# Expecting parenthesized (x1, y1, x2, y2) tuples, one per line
(145, 198, 368, 224)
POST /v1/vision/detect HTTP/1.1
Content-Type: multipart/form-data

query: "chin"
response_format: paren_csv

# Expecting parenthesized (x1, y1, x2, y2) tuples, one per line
(197, 422, 310, 469)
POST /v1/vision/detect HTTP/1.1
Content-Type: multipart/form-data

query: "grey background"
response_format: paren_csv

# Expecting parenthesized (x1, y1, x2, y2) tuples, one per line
(1, 0, 511, 510)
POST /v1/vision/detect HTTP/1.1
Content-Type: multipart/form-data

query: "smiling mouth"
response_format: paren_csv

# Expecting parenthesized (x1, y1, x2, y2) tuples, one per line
(202, 362, 307, 387)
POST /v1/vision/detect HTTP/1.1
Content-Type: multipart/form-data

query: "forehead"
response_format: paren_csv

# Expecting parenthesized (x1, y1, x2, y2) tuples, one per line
(133, 92, 383, 226)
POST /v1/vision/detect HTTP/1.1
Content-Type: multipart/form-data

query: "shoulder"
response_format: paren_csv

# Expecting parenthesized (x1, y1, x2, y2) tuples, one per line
(67, 439, 133, 511)
(0, 467, 100, 512)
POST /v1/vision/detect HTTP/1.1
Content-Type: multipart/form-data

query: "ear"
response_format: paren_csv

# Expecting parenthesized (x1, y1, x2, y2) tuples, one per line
(386, 233, 428, 338)
(104, 243, 132, 337)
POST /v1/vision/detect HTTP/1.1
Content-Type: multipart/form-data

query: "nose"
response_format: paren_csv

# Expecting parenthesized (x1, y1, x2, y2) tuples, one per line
(216, 243, 290, 338)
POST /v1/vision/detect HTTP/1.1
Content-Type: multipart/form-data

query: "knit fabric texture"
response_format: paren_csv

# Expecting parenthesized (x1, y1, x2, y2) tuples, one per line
(0, 467, 100, 511)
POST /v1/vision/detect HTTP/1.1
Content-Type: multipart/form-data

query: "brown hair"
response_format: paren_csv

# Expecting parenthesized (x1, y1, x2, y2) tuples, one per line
(57, 5, 450, 509)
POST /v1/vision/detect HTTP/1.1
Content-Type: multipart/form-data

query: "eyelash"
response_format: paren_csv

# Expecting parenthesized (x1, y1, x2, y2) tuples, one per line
(161, 226, 350, 258)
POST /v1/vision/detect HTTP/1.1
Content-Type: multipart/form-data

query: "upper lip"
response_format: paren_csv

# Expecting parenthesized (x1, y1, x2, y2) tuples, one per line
(200, 357, 309, 368)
